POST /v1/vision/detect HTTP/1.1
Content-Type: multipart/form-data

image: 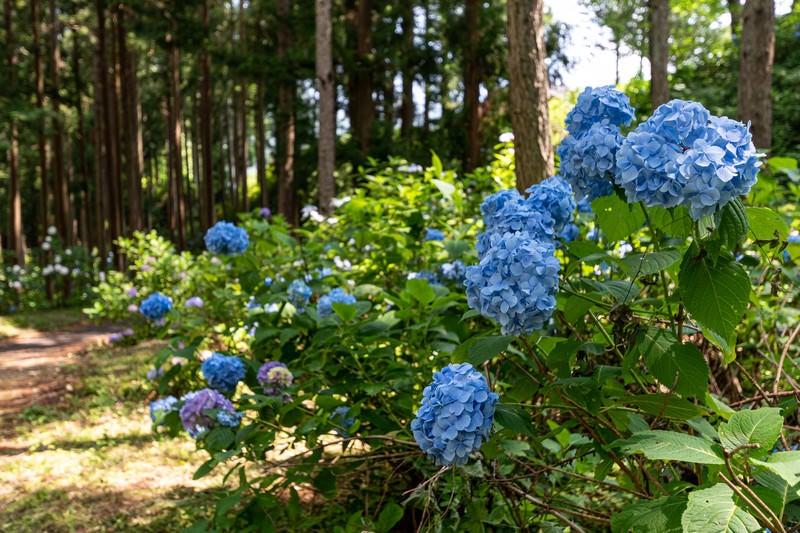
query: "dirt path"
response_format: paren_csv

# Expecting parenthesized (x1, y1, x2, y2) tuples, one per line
(0, 323, 114, 429)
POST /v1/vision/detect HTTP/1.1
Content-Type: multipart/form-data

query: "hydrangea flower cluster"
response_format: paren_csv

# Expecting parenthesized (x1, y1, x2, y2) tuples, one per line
(317, 287, 357, 318)
(140, 292, 172, 321)
(425, 228, 445, 241)
(149, 395, 178, 425)
(257, 361, 293, 399)
(201, 352, 246, 394)
(330, 406, 355, 437)
(411, 363, 498, 466)
(615, 99, 760, 219)
(184, 296, 204, 308)
(204, 221, 250, 255)
(466, 233, 561, 335)
(408, 270, 440, 285)
(440, 260, 467, 283)
(476, 190, 555, 259)
(558, 86, 634, 202)
(287, 279, 312, 311)
(179, 388, 242, 438)
(524, 176, 577, 234)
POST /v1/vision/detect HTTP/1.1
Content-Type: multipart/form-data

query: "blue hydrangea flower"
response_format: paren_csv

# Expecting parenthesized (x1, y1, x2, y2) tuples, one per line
(330, 406, 355, 437)
(140, 292, 172, 321)
(287, 279, 312, 311)
(204, 221, 250, 255)
(440, 260, 467, 283)
(407, 270, 441, 285)
(179, 388, 242, 438)
(149, 395, 178, 425)
(577, 197, 593, 213)
(564, 85, 635, 135)
(257, 361, 293, 398)
(557, 120, 623, 202)
(480, 189, 524, 230)
(524, 175, 576, 233)
(477, 198, 556, 259)
(558, 223, 580, 242)
(425, 228, 445, 241)
(465, 233, 561, 336)
(201, 352, 246, 394)
(411, 363, 499, 466)
(317, 287, 357, 318)
(616, 128, 685, 208)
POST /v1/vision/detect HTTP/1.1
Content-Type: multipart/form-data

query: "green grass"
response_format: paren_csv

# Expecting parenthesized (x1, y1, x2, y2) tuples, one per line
(0, 340, 229, 532)
(0, 307, 89, 340)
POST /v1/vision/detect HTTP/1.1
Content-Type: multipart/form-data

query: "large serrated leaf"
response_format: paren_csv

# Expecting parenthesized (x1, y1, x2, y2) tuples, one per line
(681, 483, 761, 533)
(405, 278, 435, 305)
(591, 194, 647, 242)
(746, 207, 790, 243)
(623, 249, 683, 277)
(611, 495, 686, 533)
(752, 451, 800, 503)
(616, 430, 725, 464)
(626, 393, 708, 420)
(453, 335, 513, 366)
(679, 252, 750, 358)
(493, 403, 537, 437)
(715, 198, 749, 250)
(718, 407, 783, 460)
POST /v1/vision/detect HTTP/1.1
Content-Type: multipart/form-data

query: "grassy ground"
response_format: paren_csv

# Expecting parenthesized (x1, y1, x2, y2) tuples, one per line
(0, 339, 229, 532)
(0, 307, 88, 340)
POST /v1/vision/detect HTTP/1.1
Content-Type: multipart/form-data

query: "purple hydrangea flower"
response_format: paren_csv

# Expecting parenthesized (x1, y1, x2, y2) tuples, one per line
(565, 85, 635, 135)
(179, 388, 242, 438)
(317, 287, 357, 318)
(260, 207, 272, 217)
(126, 287, 138, 298)
(139, 292, 172, 321)
(149, 395, 178, 425)
(257, 361, 293, 398)
(411, 363, 499, 466)
(524, 175, 576, 233)
(425, 228, 445, 241)
(146, 367, 164, 381)
(201, 353, 246, 394)
(185, 296, 204, 308)
(204, 221, 250, 255)
(465, 233, 561, 336)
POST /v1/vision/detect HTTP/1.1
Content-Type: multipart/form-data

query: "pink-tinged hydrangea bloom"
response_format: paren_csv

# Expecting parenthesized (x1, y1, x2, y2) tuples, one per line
(257, 361, 293, 399)
(179, 388, 242, 438)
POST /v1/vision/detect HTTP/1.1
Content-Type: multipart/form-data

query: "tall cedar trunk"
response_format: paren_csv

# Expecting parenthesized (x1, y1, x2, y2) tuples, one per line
(108, 6, 123, 259)
(50, 0, 71, 247)
(649, 0, 670, 108)
(506, 0, 554, 191)
(167, 28, 186, 249)
(346, 0, 374, 160)
(117, 6, 143, 232)
(93, 53, 109, 262)
(191, 94, 201, 230)
(5, 0, 23, 265)
(316, 0, 335, 215)
(225, 95, 236, 214)
(255, 80, 267, 208)
(237, 1, 249, 213)
(738, 0, 774, 149)
(183, 114, 195, 239)
(400, 1, 414, 142)
(73, 30, 92, 249)
(198, 0, 215, 231)
(463, 0, 481, 172)
(33, 0, 50, 249)
(276, 0, 297, 225)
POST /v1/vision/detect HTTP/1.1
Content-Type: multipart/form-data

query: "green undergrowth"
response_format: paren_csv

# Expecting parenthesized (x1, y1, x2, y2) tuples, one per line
(0, 340, 227, 532)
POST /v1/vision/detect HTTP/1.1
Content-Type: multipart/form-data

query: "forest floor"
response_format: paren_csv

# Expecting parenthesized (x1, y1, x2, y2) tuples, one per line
(0, 315, 224, 532)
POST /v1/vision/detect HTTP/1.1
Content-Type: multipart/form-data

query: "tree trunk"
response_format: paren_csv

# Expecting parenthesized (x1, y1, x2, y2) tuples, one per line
(198, 0, 215, 231)
(464, 0, 482, 172)
(399, 0, 414, 142)
(346, 0, 374, 160)
(255, 79, 267, 208)
(50, 0, 71, 248)
(649, 0, 670, 108)
(276, 0, 297, 224)
(317, 0, 335, 215)
(5, 0, 23, 265)
(237, 0, 249, 213)
(32, 0, 50, 251)
(506, 0, 554, 192)
(73, 29, 92, 248)
(738, 0, 774, 149)
(167, 28, 186, 249)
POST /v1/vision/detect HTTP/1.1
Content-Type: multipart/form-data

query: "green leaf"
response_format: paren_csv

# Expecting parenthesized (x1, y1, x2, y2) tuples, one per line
(746, 207, 790, 243)
(627, 393, 708, 420)
(715, 198, 749, 250)
(203, 426, 235, 452)
(331, 302, 358, 322)
(634, 328, 709, 398)
(375, 502, 404, 533)
(617, 430, 725, 464)
(453, 335, 513, 366)
(592, 194, 647, 241)
(193, 457, 219, 480)
(649, 205, 693, 239)
(611, 495, 686, 533)
(493, 404, 537, 437)
(681, 483, 761, 533)
(432, 178, 455, 203)
(752, 451, 800, 503)
(718, 407, 783, 460)
(582, 279, 641, 304)
(405, 278, 435, 305)
(622, 249, 683, 277)
(312, 468, 337, 497)
(678, 252, 750, 359)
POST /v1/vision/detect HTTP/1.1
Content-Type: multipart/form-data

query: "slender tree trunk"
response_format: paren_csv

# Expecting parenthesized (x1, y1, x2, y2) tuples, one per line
(32, 0, 50, 249)
(198, 0, 215, 231)
(93, 53, 109, 263)
(317, 0, 335, 215)
(506, 0, 554, 191)
(73, 30, 92, 248)
(400, 0, 414, 142)
(5, 0, 23, 265)
(649, 0, 670, 108)
(50, 0, 71, 248)
(237, 0, 249, 213)
(255, 79, 267, 208)
(167, 27, 186, 249)
(276, 0, 297, 224)
(738, 0, 774, 149)
(464, 0, 482, 172)
(346, 0, 374, 160)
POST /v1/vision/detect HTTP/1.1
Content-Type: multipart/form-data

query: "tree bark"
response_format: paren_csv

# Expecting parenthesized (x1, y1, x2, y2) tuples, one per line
(464, 0, 482, 172)
(167, 26, 186, 249)
(32, 0, 50, 251)
(317, 0, 335, 215)
(506, 0, 554, 192)
(738, 0, 774, 149)
(346, 0, 374, 160)
(5, 0, 23, 265)
(649, 0, 670, 108)
(276, 0, 297, 224)
(255, 79, 267, 208)
(198, 0, 215, 231)
(50, 0, 71, 248)
(399, 0, 414, 142)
